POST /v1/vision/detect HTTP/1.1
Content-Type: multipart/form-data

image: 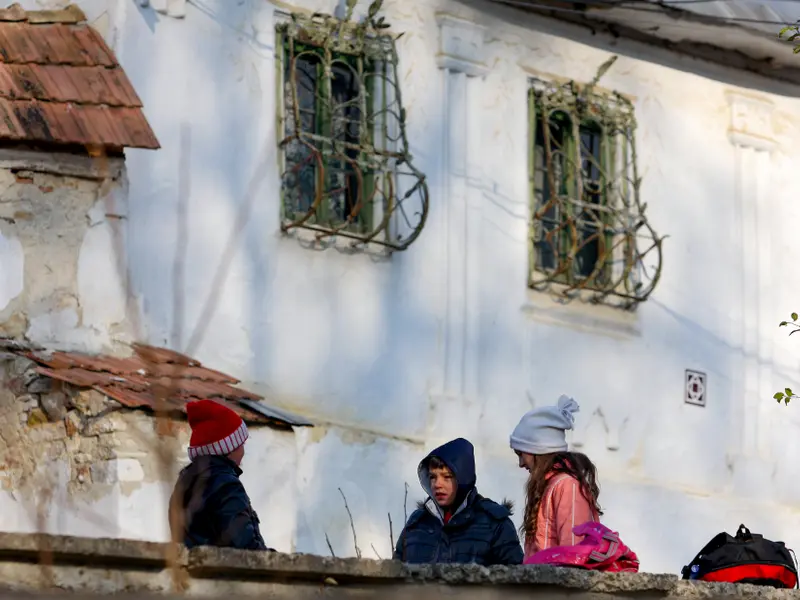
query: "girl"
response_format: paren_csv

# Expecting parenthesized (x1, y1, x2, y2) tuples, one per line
(510, 395, 603, 560)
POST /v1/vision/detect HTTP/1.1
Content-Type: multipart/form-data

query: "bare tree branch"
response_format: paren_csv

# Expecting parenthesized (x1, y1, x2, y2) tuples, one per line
(338, 487, 361, 559)
(403, 482, 408, 523)
(388, 512, 394, 551)
(371, 544, 382, 560)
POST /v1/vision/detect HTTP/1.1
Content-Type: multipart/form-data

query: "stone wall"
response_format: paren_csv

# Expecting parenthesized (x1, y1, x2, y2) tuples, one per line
(0, 350, 189, 496)
(0, 344, 196, 536)
(0, 531, 792, 600)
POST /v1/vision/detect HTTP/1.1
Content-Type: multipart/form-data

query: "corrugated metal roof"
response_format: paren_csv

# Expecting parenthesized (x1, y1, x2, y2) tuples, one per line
(4, 342, 312, 429)
(0, 3, 159, 150)
(238, 398, 314, 427)
(490, 0, 800, 86)
(674, 0, 797, 34)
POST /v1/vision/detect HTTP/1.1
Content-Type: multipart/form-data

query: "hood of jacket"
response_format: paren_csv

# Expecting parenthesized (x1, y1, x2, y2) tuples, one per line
(417, 438, 476, 517)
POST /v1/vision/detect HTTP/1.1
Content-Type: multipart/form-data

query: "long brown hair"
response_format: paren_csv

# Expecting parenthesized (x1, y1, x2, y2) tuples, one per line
(520, 451, 602, 544)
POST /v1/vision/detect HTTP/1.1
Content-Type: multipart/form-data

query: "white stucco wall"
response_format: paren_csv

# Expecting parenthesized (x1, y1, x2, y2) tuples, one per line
(12, 0, 800, 575)
(113, 426, 299, 552)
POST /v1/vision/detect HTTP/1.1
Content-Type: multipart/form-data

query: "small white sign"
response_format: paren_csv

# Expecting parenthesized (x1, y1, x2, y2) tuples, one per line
(685, 370, 707, 407)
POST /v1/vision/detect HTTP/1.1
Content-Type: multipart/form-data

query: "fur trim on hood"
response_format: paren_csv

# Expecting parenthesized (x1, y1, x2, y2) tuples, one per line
(501, 498, 515, 515)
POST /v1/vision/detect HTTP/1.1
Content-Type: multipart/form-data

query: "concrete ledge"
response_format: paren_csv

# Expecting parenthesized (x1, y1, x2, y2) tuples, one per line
(187, 546, 404, 581)
(0, 533, 795, 599)
(0, 532, 176, 567)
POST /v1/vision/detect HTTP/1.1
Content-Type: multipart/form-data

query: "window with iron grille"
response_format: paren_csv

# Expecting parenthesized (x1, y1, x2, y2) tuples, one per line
(276, 8, 428, 251)
(528, 76, 663, 308)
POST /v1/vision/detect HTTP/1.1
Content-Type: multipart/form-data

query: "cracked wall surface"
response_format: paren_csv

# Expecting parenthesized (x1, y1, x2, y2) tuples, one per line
(0, 348, 298, 548)
(0, 166, 132, 351)
(0, 353, 189, 503)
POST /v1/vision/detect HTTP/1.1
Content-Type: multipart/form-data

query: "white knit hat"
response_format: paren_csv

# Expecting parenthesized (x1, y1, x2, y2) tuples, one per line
(509, 395, 580, 455)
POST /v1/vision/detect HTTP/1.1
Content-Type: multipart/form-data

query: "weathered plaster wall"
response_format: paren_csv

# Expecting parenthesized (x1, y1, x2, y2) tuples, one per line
(110, 414, 298, 552)
(0, 352, 132, 537)
(10, 0, 800, 575)
(0, 351, 299, 554)
(0, 161, 132, 351)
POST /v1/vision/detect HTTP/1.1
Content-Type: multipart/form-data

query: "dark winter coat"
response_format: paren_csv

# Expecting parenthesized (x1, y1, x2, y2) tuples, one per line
(393, 438, 524, 566)
(168, 455, 269, 551)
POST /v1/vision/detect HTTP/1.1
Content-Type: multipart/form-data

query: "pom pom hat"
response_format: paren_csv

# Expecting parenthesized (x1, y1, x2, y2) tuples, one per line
(509, 395, 580, 455)
(186, 399, 249, 461)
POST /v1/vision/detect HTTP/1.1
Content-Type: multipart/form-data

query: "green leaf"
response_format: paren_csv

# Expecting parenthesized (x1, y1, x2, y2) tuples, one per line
(787, 388, 794, 397)
(791, 312, 797, 321)
(780, 321, 788, 326)
(775, 392, 785, 401)
(367, 0, 383, 19)
(590, 55, 618, 88)
(780, 24, 793, 36)
(344, 0, 358, 21)
(794, 46, 800, 54)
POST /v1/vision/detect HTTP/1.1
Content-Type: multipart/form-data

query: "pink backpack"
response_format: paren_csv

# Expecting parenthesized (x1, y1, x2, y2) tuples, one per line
(524, 522, 640, 572)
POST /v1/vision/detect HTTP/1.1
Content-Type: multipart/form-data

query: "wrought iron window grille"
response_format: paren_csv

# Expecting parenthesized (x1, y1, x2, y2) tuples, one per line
(528, 58, 665, 309)
(276, 1, 429, 252)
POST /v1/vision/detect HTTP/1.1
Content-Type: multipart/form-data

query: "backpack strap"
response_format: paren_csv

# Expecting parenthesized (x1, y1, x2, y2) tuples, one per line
(789, 547, 800, 589)
(736, 524, 753, 541)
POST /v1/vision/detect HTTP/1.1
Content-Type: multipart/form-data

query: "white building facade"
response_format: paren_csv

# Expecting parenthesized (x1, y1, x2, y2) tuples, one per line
(5, 0, 800, 574)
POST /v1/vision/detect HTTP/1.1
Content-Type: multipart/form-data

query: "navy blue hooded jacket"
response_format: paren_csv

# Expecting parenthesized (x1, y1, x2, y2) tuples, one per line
(393, 438, 523, 565)
(168, 455, 269, 551)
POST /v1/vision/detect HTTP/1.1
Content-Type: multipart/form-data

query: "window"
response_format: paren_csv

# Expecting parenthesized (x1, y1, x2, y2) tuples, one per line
(276, 12, 429, 251)
(528, 79, 663, 307)
(281, 43, 375, 234)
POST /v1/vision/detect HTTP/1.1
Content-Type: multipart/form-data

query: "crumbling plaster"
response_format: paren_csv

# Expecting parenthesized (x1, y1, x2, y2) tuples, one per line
(0, 349, 301, 549)
(0, 164, 132, 351)
(0, 352, 173, 511)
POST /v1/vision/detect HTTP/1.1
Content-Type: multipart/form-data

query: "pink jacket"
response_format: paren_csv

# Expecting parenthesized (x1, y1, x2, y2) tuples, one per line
(524, 472, 599, 560)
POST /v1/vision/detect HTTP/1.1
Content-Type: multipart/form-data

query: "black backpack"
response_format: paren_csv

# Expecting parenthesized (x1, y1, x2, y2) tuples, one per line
(681, 524, 798, 589)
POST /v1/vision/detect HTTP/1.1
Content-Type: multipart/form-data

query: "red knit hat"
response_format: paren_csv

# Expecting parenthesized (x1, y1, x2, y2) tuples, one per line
(186, 399, 249, 461)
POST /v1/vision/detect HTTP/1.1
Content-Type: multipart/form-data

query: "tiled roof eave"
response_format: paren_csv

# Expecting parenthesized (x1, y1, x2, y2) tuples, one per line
(10, 343, 309, 429)
(0, 4, 159, 150)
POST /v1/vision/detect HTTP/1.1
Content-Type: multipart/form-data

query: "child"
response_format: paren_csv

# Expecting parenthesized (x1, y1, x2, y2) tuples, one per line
(394, 438, 523, 565)
(509, 395, 602, 559)
(169, 399, 269, 551)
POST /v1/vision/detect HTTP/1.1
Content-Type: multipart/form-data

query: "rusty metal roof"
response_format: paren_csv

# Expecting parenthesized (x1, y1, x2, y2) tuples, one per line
(0, 3, 159, 150)
(13, 342, 312, 429)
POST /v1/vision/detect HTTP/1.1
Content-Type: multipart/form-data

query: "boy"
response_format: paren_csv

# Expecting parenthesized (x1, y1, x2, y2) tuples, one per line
(168, 399, 269, 551)
(394, 437, 523, 565)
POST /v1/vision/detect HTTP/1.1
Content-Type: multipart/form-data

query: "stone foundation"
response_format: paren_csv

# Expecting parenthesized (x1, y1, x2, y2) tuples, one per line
(0, 352, 190, 508)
